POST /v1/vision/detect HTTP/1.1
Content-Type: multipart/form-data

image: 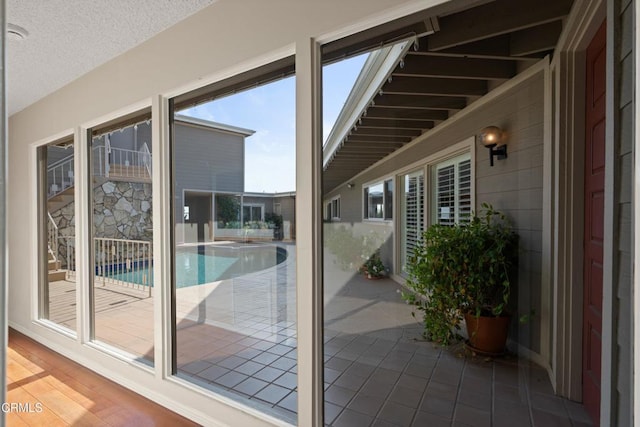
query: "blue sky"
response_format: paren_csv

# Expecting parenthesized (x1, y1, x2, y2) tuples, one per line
(182, 53, 367, 193)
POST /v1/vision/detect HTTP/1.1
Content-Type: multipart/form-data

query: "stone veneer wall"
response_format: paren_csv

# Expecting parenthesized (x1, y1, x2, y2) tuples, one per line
(93, 181, 152, 240)
(50, 181, 153, 266)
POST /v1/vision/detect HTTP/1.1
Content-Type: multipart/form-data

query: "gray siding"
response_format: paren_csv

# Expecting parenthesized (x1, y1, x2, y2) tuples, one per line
(242, 196, 274, 218)
(47, 145, 73, 165)
(275, 196, 296, 224)
(108, 121, 152, 152)
(325, 70, 545, 353)
(174, 122, 245, 220)
(614, 0, 634, 423)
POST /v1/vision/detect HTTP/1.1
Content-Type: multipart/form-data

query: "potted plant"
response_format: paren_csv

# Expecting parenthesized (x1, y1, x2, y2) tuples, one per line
(360, 250, 387, 279)
(402, 203, 518, 353)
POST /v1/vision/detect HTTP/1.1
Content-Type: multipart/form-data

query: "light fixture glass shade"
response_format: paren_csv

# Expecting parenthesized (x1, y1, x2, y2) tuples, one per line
(479, 126, 503, 146)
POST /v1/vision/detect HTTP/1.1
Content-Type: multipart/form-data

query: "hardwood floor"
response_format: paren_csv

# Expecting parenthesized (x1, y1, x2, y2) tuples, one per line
(6, 329, 198, 426)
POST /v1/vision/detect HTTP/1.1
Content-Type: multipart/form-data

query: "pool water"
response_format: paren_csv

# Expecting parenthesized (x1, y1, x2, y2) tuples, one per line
(108, 244, 287, 288)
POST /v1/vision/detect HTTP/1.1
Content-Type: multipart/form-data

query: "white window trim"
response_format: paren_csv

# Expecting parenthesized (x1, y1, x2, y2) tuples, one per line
(392, 138, 475, 281)
(430, 151, 473, 227)
(242, 203, 265, 222)
(325, 195, 341, 221)
(362, 176, 394, 222)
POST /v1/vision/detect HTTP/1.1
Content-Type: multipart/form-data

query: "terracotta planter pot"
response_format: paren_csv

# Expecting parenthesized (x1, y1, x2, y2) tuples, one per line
(465, 313, 510, 355)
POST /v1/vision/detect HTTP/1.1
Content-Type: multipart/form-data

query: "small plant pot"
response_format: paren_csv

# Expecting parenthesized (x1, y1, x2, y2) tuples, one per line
(366, 273, 383, 280)
(465, 313, 510, 355)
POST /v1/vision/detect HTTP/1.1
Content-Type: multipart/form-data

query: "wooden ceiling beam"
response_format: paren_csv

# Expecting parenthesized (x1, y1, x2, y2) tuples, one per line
(321, 10, 437, 64)
(358, 117, 433, 130)
(339, 150, 397, 156)
(393, 55, 516, 80)
(428, 0, 573, 51)
(343, 142, 405, 149)
(347, 135, 411, 143)
(510, 21, 564, 56)
(352, 127, 422, 138)
(419, 36, 541, 61)
(366, 106, 447, 121)
(373, 93, 466, 110)
(384, 76, 487, 96)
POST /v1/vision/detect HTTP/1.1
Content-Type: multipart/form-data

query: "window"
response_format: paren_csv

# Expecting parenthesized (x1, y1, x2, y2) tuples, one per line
(325, 196, 340, 220)
(170, 60, 297, 423)
(432, 152, 472, 226)
(364, 179, 393, 220)
(88, 112, 154, 364)
(38, 136, 76, 331)
(242, 203, 264, 223)
(274, 202, 282, 215)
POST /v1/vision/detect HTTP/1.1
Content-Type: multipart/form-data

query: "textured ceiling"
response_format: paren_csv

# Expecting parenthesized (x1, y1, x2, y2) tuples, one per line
(7, 0, 216, 115)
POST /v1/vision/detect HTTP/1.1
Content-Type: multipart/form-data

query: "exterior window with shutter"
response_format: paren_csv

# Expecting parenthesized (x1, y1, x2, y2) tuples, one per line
(432, 153, 472, 226)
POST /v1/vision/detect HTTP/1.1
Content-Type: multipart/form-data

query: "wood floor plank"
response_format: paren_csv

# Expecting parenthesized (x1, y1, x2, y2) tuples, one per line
(6, 386, 68, 427)
(7, 329, 198, 427)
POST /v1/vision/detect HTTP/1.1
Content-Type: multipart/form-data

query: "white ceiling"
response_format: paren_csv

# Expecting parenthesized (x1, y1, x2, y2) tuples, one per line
(6, 0, 216, 115)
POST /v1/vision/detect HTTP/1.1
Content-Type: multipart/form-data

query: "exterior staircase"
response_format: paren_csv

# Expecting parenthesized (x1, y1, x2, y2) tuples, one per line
(47, 186, 75, 213)
(47, 247, 66, 282)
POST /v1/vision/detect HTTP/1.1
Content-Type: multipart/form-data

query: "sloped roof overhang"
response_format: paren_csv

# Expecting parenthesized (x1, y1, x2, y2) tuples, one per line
(322, 0, 574, 194)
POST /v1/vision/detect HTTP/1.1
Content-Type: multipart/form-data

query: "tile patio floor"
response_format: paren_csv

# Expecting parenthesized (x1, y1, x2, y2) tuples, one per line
(47, 243, 593, 426)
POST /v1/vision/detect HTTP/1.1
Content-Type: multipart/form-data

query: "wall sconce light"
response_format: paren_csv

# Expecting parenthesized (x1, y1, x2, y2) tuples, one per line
(347, 182, 355, 189)
(479, 126, 507, 166)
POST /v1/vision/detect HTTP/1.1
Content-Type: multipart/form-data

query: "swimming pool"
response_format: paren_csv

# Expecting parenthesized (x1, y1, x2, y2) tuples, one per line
(108, 244, 288, 288)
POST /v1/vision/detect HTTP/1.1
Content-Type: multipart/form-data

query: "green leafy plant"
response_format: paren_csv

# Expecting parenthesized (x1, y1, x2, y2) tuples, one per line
(402, 203, 518, 345)
(215, 195, 240, 225)
(360, 250, 386, 278)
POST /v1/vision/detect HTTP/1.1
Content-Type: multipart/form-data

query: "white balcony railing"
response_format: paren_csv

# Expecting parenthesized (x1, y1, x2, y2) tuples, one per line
(47, 154, 74, 199)
(92, 144, 152, 181)
(62, 237, 75, 281)
(94, 237, 152, 296)
(47, 212, 59, 262)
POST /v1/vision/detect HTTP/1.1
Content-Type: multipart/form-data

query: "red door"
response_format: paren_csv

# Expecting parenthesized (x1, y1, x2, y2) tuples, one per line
(583, 21, 606, 426)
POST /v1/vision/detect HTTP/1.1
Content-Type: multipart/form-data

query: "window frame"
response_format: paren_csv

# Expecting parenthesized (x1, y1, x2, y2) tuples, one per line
(362, 176, 394, 222)
(242, 202, 265, 222)
(430, 151, 473, 227)
(325, 195, 341, 221)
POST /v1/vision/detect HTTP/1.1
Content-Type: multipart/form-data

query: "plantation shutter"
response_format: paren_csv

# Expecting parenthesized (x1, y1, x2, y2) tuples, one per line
(434, 152, 472, 226)
(458, 159, 472, 223)
(405, 173, 424, 264)
(436, 164, 455, 226)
